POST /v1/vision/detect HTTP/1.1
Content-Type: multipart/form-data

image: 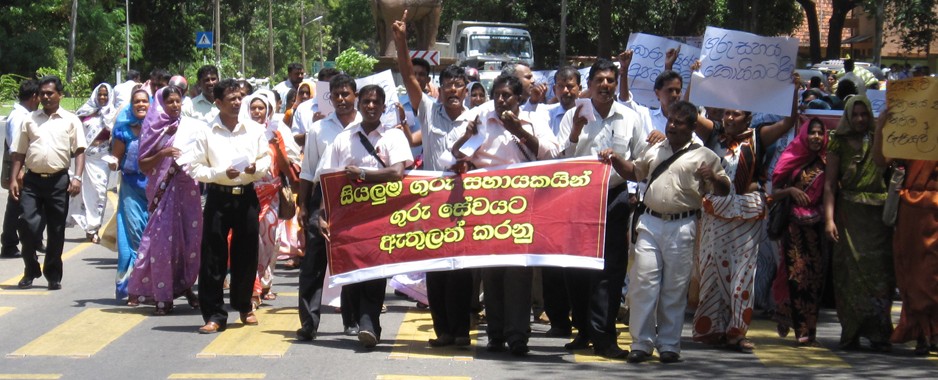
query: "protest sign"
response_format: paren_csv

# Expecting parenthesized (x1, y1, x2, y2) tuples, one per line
(315, 81, 333, 115)
(625, 33, 701, 108)
(866, 89, 886, 114)
(689, 27, 798, 116)
(883, 77, 938, 160)
(321, 158, 611, 285)
(356, 70, 398, 109)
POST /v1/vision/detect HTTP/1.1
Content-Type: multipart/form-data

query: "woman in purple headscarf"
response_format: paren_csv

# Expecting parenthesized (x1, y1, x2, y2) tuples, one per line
(770, 118, 830, 346)
(126, 86, 203, 315)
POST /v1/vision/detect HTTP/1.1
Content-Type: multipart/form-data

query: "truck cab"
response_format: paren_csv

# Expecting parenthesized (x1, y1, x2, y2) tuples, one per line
(445, 21, 534, 70)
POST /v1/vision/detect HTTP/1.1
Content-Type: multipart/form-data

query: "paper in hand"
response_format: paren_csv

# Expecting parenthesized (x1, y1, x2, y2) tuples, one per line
(230, 155, 252, 172)
(574, 99, 598, 123)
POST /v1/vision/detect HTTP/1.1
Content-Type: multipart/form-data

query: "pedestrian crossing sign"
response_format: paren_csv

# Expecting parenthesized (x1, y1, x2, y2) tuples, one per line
(196, 32, 213, 49)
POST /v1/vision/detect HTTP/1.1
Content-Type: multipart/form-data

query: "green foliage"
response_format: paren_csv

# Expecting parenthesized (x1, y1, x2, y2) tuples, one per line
(36, 63, 94, 99)
(0, 74, 30, 103)
(334, 48, 378, 78)
(886, 0, 938, 54)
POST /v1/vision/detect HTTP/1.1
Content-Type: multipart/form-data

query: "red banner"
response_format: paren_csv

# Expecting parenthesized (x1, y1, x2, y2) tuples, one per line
(321, 158, 612, 285)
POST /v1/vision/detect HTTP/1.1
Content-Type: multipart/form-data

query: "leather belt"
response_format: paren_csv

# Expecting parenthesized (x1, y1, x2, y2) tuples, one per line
(206, 183, 253, 195)
(645, 208, 699, 221)
(26, 170, 67, 178)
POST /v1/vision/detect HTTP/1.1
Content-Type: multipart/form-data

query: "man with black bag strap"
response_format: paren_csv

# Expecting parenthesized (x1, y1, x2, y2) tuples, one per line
(2, 80, 40, 258)
(600, 101, 731, 364)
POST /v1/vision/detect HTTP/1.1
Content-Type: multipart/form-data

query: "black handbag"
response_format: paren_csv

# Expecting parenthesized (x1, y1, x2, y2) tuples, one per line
(766, 196, 791, 240)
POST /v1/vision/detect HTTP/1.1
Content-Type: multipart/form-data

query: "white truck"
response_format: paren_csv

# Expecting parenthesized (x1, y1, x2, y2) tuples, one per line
(435, 21, 534, 71)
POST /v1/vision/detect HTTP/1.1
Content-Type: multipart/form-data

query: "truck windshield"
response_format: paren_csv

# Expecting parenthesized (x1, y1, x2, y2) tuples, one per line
(468, 35, 532, 59)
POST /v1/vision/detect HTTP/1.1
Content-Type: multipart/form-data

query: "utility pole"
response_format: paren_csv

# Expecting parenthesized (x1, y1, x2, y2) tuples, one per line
(559, 0, 567, 66)
(125, 0, 130, 71)
(268, 0, 274, 78)
(67, 0, 78, 84)
(319, 19, 324, 69)
(301, 0, 307, 70)
(214, 0, 221, 66)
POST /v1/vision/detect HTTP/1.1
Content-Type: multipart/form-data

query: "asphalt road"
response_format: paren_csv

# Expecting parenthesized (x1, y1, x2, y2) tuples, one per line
(0, 186, 935, 380)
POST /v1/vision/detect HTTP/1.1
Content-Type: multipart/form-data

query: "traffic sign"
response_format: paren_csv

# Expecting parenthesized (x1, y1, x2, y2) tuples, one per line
(409, 50, 440, 66)
(196, 32, 213, 49)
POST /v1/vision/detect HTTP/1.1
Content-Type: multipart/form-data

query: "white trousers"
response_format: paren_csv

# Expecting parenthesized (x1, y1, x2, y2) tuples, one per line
(628, 213, 696, 354)
(68, 143, 110, 234)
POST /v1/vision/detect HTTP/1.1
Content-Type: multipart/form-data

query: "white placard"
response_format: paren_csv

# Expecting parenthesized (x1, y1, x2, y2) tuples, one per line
(689, 26, 798, 116)
(866, 89, 886, 114)
(573, 99, 598, 123)
(355, 70, 398, 110)
(625, 33, 702, 108)
(315, 81, 333, 116)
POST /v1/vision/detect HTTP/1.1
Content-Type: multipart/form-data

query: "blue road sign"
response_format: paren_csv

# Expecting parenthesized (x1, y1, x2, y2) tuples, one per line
(196, 32, 213, 49)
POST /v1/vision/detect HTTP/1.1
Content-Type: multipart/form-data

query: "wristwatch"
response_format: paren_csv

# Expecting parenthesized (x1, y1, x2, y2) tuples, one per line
(70, 175, 82, 182)
(359, 169, 366, 181)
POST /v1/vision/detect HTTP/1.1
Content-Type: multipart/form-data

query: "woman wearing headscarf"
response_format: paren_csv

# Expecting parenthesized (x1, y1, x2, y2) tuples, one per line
(822, 95, 894, 351)
(127, 86, 203, 315)
(465, 81, 487, 109)
(771, 118, 830, 346)
(872, 104, 938, 355)
(69, 83, 116, 243)
(238, 89, 301, 308)
(111, 89, 151, 301)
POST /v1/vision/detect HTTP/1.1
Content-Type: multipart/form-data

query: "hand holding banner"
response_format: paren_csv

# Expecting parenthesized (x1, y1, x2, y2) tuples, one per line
(883, 77, 938, 160)
(321, 159, 611, 285)
(689, 27, 798, 116)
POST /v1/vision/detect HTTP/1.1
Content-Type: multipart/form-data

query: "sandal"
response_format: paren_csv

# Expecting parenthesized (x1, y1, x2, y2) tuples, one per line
(153, 302, 173, 316)
(87, 233, 100, 244)
(261, 289, 277, 301)
(251, 295, 262, 311)
(730, 338, 755, 353)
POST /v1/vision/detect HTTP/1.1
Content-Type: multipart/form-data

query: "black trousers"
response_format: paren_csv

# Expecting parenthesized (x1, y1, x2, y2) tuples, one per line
(542, 266, 572, 331)
(426, 269, 473, 340)
(2, 192, 23, 251)
(344, 278, 387, 338)
(566, 186, 631, 350)
(199, 185, 260, 326)
(483, 266, 533, 345)
(18, 171, 68, 281)
(298, 185, 329, 332)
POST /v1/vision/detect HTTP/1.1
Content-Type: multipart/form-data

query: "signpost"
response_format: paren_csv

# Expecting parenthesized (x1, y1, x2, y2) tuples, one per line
(196, 32, 213, 49)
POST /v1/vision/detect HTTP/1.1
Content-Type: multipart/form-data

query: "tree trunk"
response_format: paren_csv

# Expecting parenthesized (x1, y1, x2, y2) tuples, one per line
(597, 0, 611, 59)
(826, 0, 856, 59)
(67, 0, 78, 85)
(269, 0, 274, 78)
(797, 0, 822, 63)
(872, 0, 884, 65)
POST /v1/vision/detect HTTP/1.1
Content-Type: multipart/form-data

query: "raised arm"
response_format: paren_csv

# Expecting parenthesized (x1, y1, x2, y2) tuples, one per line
(872, 107, 893, 168)
(759, 73, 802, 147)
(617, 50, 633, 102)
(392, 10, 424, 111)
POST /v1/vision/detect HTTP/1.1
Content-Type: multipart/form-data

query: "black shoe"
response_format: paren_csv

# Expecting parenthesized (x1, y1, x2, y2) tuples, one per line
(595, 345, 628, 359)
(0, 247, 20, 258)
(358, 330, 378, 349)
(453, 336, 471, 347)
(47, 281, 62, 290)
(17, 275, 36, 289)
(486, 339, 507, 352)
(509, 341, 530, 356)
(627, 350, 651, 363)
(659, 351, 681, 363)
(564, 334, 590, 350)
(429, 336, 455, 347)
(295, 327, 316, 341)
(344, 326, 360, 336)
(545, 327, 572, 338)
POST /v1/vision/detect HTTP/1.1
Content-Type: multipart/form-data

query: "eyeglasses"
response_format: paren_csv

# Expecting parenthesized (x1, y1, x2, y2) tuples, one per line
(440, 81, 467, 90)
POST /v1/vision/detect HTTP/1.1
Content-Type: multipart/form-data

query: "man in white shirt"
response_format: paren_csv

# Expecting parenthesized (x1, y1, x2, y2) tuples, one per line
(187, 79, 271, 334)
(449, 74, 561, 356)
(181, 65, 220, 125)
(556, 59, 648, 359)
(10, 76, 87, 290)
(502, 62, 547, 112)
(316, 85, 414, 350)
(2, 79, 39, 258)
(112, 69, 141, 112)
(539, 66, 582, 137)
(273, 63, 305, 113)
(295, 74, 362, 342)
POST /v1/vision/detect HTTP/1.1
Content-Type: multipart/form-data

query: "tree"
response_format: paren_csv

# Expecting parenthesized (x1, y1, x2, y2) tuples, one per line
(796, 0, 823, 63)
(826, 0, 859, 59)
(886, 0, 938, 55)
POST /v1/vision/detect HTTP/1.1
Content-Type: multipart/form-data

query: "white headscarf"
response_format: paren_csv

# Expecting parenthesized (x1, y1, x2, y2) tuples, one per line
(76, 83, 115, 119)
(464, 81, 487, 109)
(238, 89, 277, 124)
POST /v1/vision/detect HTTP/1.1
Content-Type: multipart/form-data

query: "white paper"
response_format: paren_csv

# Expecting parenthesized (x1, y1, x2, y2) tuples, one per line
(315, 81, 333, 116)
(689, 27, 799, 116)
(574, 98, 598, 123)
(458, 128, 486, 157)
(101, 155, 119, 165)
(355, 70, 398, 110)
(230, 155, 252, 172)
(624, 33, 702, 108)
(866, 89, 886, 115)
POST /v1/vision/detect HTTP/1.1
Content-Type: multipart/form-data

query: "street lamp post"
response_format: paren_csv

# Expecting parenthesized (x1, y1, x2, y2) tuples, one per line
(304, 15, 323, 71)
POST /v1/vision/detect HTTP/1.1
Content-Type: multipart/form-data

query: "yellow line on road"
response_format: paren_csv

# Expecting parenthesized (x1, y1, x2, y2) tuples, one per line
(0, 307, 13, 317)
(572, 323, 631, 363)
(0, 375, 62, 379)
(8, 308, 146, 358)
(389, 309, 476, 361)
(196, 307, 297, 358)
(749, 319, 850, 368)
(167, 374, 265, 379)
(0, 241, 93, 287)
(377, 376, 470, 380)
